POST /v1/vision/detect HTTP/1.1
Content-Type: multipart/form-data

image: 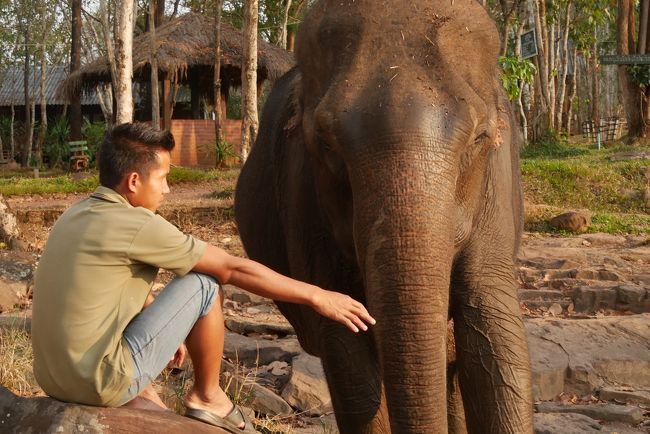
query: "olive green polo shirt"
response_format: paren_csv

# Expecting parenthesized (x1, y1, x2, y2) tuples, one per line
(32, 186, 207, 406)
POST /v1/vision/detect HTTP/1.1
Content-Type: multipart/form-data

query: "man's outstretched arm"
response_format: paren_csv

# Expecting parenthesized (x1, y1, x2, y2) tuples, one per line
(192, 245, 376, 333)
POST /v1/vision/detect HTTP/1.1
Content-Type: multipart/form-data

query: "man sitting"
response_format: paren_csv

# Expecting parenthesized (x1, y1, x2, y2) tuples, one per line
(32, 123, 375, 434)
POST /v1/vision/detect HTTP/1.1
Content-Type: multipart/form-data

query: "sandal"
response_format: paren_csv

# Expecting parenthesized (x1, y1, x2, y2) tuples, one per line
(185, 404, 259, 433)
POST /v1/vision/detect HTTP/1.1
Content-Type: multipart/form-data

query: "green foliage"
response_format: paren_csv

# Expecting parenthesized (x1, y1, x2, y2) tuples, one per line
(215, 140, 235, 165)
(522, 136, 589, 159)
(43, 116, 69, 168)
(82, 121, 107, 167)
(628, 65, 650, 90)
(498, 56, 536, 101)
(168, 167, 240, 184)
(0, 173, 98, 196)
(522, 142, 649, 215)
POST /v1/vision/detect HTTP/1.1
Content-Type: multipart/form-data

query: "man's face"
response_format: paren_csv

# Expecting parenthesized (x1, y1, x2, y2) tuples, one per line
(129, 150, 171, 212)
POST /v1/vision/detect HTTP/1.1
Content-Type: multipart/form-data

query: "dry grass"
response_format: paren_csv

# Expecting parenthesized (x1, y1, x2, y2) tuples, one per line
(0, 327, 39, 397)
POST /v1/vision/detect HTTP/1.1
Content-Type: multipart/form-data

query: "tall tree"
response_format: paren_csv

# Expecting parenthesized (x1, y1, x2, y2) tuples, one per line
(149, 0, 160, 127)
(240, 0, 258, 163)
(70, 0, 83, 141)
(114, 0, 136, 124)
(617, 0, 650, 141)
(213, 0, 225, 156)
(21, 9, 32, 167)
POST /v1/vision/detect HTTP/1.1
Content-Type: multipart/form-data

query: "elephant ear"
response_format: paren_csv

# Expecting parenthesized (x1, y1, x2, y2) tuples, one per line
(283, 69, 304, 139)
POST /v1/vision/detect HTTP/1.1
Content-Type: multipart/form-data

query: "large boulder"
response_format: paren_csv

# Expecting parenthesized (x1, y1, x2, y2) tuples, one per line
(0, 387, 227, 433)
(548, 212, 591, 233)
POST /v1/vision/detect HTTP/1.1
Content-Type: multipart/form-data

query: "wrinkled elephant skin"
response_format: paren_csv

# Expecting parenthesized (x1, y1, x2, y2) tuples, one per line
(235, 1, 533, 433)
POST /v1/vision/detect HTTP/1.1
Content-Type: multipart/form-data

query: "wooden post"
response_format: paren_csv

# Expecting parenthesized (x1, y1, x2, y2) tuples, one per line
(162, 79, 171, 130)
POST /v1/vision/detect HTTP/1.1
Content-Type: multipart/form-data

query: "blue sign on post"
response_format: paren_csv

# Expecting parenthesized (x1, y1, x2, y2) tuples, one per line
(520, 30, 538, 59)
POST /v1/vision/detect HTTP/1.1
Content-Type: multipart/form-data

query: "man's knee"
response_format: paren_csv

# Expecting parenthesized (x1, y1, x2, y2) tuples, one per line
(183, 272, 219, 317)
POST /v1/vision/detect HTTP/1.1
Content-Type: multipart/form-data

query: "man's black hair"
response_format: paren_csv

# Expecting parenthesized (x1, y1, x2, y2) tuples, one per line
(98, 123, 175, 188)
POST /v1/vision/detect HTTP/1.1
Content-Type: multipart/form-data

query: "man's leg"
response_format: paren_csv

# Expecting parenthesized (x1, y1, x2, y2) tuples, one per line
(182, 292, 243, 426)
(120, 273, 222, 407)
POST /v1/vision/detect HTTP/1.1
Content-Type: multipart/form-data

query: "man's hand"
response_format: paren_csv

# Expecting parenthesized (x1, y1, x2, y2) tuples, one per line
(311, 290, 376, 333)
(168, 343, 187, 368)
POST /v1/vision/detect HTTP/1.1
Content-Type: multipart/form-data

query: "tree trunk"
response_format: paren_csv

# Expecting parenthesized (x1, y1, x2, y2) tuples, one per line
(278, 0, 292, 49)
(96, 84, 114, 125)
(213, 0, 225, 156)
(38, 46, 47, 167)
(100, 0, 119, 124)
(150, 0, 160, 127)
(640, 0, 649, 54)
(115, 0, 135, 124)
(591, 33, 601, 138)
(533, 0, 550, 136)
(617, 0, 645, 138)
(555, 1, 571, 132)
(10, 104, 15, 159)
(240, 0, 259, 163)
(23, 29, 31, 168)
(566, 47, 578, 134)
(70, 0, 83, 141)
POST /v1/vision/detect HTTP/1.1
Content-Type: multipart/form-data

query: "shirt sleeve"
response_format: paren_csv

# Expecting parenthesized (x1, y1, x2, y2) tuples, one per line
(127, 214, 207, 276)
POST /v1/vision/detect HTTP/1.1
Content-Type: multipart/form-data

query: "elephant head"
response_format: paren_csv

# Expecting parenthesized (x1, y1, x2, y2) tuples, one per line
(236, 1, 532, 433)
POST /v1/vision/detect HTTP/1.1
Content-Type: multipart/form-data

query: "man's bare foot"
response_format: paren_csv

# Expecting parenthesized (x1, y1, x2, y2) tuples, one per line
(184, 387, 244, 429)
(140, 384, 168, 408)
(122, 384, 168, 411)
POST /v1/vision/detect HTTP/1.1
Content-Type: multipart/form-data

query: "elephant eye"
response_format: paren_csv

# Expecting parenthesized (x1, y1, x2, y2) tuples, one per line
(474, 131, 489, 144)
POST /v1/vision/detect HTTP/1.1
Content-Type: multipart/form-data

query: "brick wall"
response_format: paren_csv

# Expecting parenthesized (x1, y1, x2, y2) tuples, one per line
(169, 119, 242, 168)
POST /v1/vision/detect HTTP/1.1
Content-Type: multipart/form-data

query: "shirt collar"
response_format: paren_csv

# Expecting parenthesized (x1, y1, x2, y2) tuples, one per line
(90, 186, 133, 207)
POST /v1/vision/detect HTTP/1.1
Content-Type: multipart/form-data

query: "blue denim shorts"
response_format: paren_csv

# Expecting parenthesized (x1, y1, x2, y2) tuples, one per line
(118, 272, 219, 405)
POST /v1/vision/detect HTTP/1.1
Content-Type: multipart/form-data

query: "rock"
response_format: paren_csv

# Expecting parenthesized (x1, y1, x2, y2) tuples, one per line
(222, 284, 268, 305)
(533, 412, 603, 434)
(572, 286, 617, 312)
(535, 401, 645, 425)
(225, 315, 294, 337)
(609, 150, 649, 161)
(631, 274, 650, 285)
(546, 278, 588, 291)
(543, 269, 577, 280)
(224, 378, 294, 417)
(0, 279, 26, 313)
(547, 303, 563, 316)
(268, 361, 290, 376)
(223, 332, 302, 366)
(574, 269, 621, 281)
(0, 386, 226, 433)
(0, 195, 21, 249)
(549, 212, 591, 233)
(519, 290, 565, 301)
(578, 233, 629, 248)
(527, 315, 650, 400)
(599, 387, 650, 405)
(529, 329, 569, 400)
(0, 309, 31, 331)
(291, 414, 339, 434)
(524, 300, 572, 311)
(281, 354, 332, 416)
(616, 285, 650, 313)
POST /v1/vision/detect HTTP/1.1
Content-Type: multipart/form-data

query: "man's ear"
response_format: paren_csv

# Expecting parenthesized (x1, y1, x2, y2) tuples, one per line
(125, 172, 140, 193)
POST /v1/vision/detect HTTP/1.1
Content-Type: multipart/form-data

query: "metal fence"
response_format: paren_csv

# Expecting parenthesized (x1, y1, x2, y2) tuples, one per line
(582, 117, 626, 142)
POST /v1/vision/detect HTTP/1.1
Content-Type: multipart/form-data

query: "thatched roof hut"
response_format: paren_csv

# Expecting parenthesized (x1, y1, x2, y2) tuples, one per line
(60, 12, 295, 100)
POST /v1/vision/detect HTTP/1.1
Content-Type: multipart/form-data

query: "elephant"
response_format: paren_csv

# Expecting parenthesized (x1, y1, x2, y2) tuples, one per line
(234, 0, 533, 433)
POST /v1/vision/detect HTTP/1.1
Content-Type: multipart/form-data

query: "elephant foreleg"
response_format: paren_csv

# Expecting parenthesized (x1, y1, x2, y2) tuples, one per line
(318, 322, 390, 434)
(451, 239, 533, 434)
(446, 319, 467, 434)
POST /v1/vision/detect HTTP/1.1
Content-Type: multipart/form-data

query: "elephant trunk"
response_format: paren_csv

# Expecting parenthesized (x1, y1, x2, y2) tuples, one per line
(350, 147, 457, 433)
